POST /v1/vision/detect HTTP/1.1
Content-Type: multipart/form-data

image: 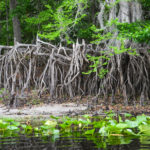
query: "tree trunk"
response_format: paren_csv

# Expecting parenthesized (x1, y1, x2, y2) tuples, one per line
(9, 0, 21, 44)
(97, 0, 146, 105)
(5, 0, 9, 45)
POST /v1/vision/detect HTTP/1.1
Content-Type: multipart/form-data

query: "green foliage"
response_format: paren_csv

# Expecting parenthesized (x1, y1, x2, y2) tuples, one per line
(110, 39, 137, 55)
(140, 0, 150, 11)
(0, 118, 20, 137)
(90, 25, 112, 45)
(0, 0, 150, 86)
(82, 53, 110, 79)
(83, 18, 143, 79)
(0, 0, 148, 45)
(1, 113, 150, 137)
(26, 0, 89, 44)
(83, 37, 138, 79)
(139, 125, 150, 136)
(0, 1, 5, 12)
(39, 120, 59, 136)
(108, 18, 150, 44)
(118, 21, 150, 44)
(75, 23, 94, 42)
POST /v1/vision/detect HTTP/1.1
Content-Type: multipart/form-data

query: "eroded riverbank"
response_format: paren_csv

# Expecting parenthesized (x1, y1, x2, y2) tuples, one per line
(0, 103, 87, 119)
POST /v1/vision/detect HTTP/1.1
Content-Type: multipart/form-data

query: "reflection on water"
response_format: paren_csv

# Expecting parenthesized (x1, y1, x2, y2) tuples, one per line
(0, 135, 150, 150)
(140, 136, 150, 150)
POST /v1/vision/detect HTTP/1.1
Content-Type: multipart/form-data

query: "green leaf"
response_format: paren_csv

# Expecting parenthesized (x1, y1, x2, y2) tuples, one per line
(123, 129, 137, 136)
(53, 129, 59, 135)
(119, 116, 123, 123)
(139, 125, 150, 135)
(34, 127, 39, 132)
(50, 115, 60, 120)
(7, 125, 19, 131)
(136, 115, 147, 124)
(21, 124, 27, 129)
(99, 126, 108, 136)
(84, 129, 95, 135)
(82, 114, 90, 119)
(25, 125, 32, 130)
(12, 121, 20, 126)
(119, 136, 133, 145)
(125, 120, 138, 128)
(44, 120, 57, 128)
(82, 70, 93, 75)
(109, 120, 117, 126)
(124, 113, 132, 117)
(140, 136, 150, 145)
(116, 123, 128, 129)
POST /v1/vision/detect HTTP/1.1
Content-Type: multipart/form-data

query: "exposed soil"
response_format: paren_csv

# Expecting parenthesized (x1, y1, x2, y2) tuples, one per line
(0, 93, 150, 119)
(0, 102, 87, 119)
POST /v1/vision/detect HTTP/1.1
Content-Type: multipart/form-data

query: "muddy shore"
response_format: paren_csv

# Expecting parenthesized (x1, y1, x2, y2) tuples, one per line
(0, 103, 88, 119)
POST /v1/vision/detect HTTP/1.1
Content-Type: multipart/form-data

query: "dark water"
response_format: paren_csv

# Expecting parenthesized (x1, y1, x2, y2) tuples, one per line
(0, 135, 150, 150)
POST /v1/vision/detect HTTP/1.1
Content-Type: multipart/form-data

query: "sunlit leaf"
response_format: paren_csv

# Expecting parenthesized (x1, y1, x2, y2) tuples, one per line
(84, 129, 95, 135)
(44, 120, 57, 128)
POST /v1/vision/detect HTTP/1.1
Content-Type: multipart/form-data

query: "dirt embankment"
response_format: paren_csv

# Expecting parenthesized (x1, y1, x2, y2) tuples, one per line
(1, 95, 150, 119)
(0, 103, 87, 119)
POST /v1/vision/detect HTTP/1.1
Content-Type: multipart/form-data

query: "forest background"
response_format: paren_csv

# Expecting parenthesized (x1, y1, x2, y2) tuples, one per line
(0, 0, 150, 108)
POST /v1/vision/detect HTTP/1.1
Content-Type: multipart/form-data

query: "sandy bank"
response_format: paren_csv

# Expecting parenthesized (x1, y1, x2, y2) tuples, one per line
(0, 103, 87, 119)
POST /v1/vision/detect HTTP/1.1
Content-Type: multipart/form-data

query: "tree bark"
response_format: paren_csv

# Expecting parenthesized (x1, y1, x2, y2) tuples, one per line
(96, 0, 146, 105)
(9, 0, 21, 44)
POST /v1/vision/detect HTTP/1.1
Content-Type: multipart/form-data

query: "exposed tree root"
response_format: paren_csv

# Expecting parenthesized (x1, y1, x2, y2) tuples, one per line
(0, 0, 150, 106)
(0, 37, 150, 106)
(0, 38, 98, 101)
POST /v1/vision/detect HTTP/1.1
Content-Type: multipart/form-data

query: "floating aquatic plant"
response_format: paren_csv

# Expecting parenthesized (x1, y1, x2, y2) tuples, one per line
(0, 113, 150, 145)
